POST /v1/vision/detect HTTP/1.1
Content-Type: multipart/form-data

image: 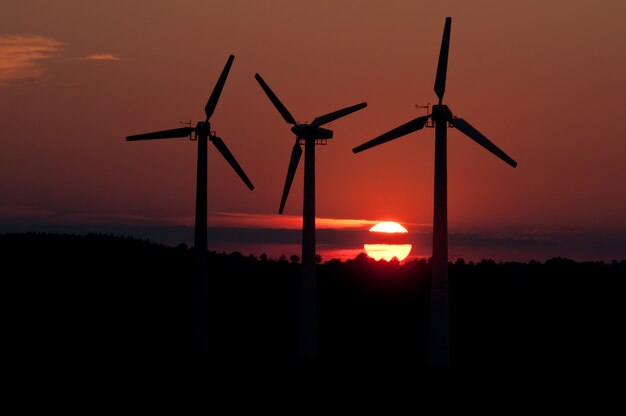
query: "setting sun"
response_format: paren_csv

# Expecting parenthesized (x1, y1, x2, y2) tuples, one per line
(364, 221, 412, 261)
(369, 222, 408, 233)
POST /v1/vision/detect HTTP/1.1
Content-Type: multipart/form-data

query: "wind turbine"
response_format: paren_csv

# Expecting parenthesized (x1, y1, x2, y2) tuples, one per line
(255, 73, 366, 359)
(126, 55, 254, 351)
(352, 17, 517, 366)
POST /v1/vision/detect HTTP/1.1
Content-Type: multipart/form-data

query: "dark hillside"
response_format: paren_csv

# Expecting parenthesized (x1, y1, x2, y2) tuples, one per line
(1, 233, 191, 353)
(2, 233, 624, 368)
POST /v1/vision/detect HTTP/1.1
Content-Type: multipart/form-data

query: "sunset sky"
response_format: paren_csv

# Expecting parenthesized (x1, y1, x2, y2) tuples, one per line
(1, 1, 625, 261)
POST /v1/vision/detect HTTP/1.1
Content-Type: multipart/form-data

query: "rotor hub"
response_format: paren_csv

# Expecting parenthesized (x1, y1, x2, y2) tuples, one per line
(196, 121, 211, 137)
(432, 104, 452, 121)
(291, 124, 333, 141)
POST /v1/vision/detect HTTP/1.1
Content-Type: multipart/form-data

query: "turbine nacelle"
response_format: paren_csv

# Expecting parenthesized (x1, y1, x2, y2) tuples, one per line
(291, 124, 333, 141)
(431, 104, 452, 121)
(195, 121, 211, 137)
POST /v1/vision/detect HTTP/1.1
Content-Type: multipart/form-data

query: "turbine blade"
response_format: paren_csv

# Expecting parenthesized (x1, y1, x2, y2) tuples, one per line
(449, 117, 517, 168)
(311, 102, 368, 127)
(434, 17, 452, 104)
(279, 140, 302, 214)
(204, 55, 235, 121)
(352, 115, 430, 153)
(254, 73, 297, 125)
(126, 127, 195, 141)
(210, 136, 255, 190)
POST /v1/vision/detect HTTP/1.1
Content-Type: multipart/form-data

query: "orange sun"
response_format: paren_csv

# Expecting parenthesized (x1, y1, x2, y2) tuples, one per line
(364, 221, 412, 261)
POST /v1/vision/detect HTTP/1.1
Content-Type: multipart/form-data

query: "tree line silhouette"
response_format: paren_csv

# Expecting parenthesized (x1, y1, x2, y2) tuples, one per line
(2, 232, 624, 367)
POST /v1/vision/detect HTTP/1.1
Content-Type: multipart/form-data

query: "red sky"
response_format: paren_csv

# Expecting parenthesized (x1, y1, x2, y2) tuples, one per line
(1, 1, 625, 261)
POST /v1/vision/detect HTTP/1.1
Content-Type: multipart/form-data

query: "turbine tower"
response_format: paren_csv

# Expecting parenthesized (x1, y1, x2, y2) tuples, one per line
(126, 55, 254, 352)
(255, 73, 366, 359)
(353, 17, 517, 366)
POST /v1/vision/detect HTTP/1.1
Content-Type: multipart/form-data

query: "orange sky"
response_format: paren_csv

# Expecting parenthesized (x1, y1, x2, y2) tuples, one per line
(1, 1, 625, 259)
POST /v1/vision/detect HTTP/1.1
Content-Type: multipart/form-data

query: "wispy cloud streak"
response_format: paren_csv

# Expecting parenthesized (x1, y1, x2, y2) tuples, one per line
(0, 35, 63, 85)
(207, 211, 381, 230)
(78, 53, 121, 61)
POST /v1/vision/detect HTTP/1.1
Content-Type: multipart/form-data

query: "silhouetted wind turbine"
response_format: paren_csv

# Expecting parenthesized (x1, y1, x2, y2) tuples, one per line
(255, 73, 366, 359)
(353, 17, 517, 367)
(126, 55, 254, 351)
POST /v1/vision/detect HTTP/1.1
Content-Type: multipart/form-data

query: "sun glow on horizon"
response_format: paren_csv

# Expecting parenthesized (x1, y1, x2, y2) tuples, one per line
(363, 244, 412, 262)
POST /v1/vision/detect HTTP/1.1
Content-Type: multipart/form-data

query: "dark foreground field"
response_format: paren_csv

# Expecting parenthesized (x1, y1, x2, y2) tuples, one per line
(2, 233, 624, 368)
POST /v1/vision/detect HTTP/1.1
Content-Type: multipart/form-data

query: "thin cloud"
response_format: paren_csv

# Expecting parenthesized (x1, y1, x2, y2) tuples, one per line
(78, 53, 121, 61)
(0, 35, 63, 85)
(207, 211, 380, 230)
